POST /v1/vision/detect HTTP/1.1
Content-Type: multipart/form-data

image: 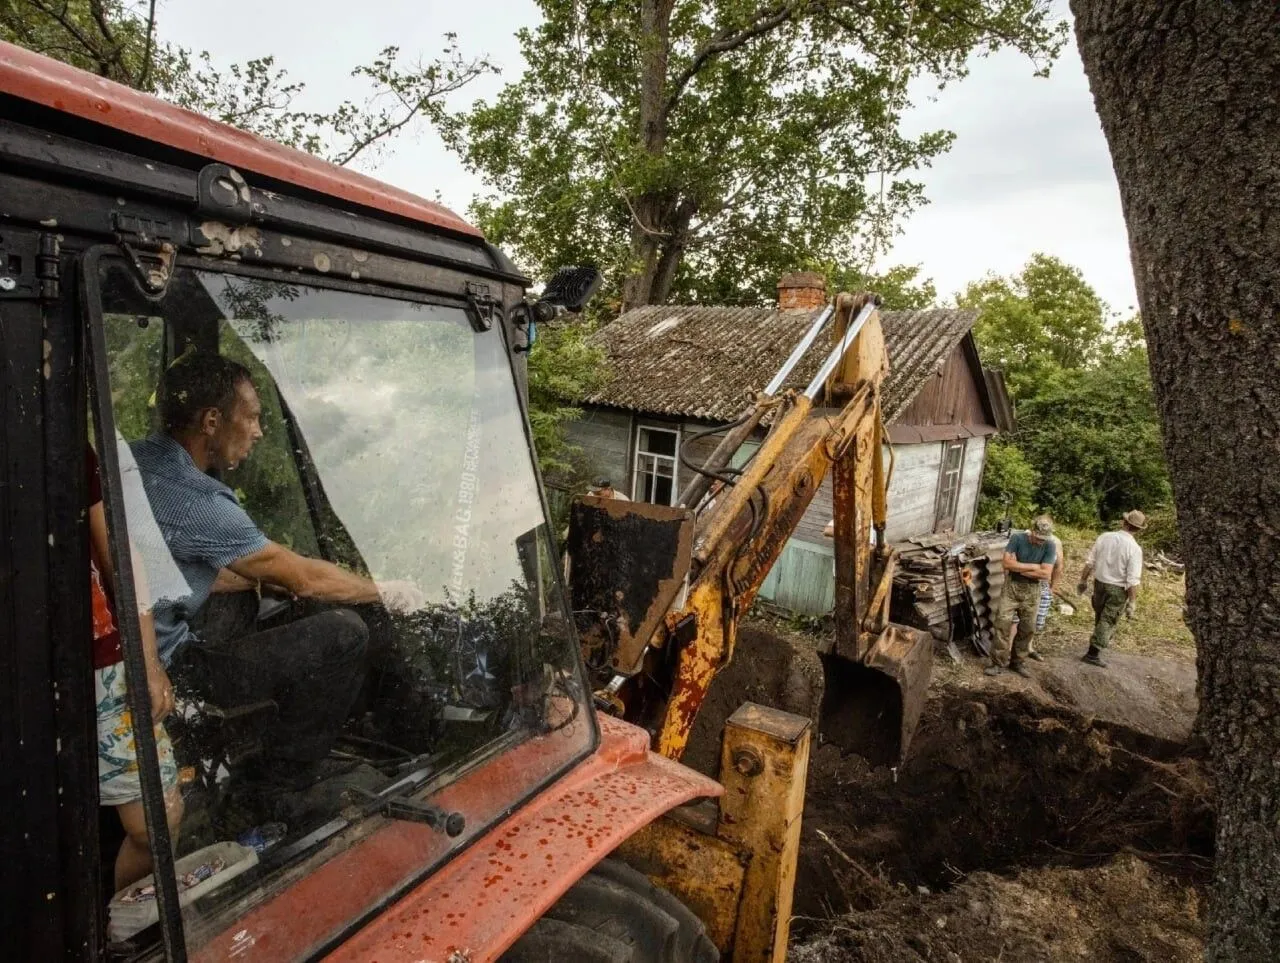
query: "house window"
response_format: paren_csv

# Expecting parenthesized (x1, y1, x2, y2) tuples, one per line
(934, 440, 967, 531)
(633, 425, 680, 505)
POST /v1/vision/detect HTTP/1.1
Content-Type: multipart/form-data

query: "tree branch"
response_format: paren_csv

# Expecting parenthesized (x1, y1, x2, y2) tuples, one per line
(138, 0, 158, 89)
(25, 0, 106, 69)
(87, 0, 128, 79)
(331, 97, 427, 168)
(664, 0, 832, 114)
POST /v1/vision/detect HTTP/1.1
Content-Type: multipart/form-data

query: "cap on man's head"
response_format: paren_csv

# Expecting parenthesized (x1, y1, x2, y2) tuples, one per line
(590, 477, 613, 491)
(1031, 515, 1054, 538)
(1123, 509, 1148, 530)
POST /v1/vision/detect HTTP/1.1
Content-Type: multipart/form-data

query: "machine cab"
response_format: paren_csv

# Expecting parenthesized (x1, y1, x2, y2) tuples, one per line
(1, 41, 601, 961)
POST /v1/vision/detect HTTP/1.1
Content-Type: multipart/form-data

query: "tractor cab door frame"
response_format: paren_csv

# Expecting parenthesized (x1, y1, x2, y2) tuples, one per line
(0, 232, 104, 961)
(82, 244, 191, 959)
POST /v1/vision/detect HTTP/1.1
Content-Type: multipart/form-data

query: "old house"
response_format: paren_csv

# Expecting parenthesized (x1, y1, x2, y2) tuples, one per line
(558, 273, 1014, 614)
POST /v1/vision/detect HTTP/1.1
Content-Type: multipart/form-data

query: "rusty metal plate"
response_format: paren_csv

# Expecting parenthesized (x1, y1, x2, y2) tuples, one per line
(817, 623, 932, 766)
(566, 496, 694, 679)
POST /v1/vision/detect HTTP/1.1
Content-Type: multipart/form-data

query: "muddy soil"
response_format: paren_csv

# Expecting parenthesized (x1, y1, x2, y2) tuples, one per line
(681, 620, 1214, 962)
(790, 855, 1205, 963)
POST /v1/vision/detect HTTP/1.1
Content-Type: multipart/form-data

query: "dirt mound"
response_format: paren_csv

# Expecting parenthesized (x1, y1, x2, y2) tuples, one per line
(794, 686, 1213, 923)
(790, 854, 1204, 963)
(681, 619, 1214, 957)
(1032, 651, 1198, 743)
(682, 622, 824, 775)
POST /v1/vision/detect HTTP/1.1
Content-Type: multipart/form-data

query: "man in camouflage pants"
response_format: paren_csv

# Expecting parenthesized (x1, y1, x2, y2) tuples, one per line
(1076, 510, 1146, 668)
(987, 516, 1058, 678)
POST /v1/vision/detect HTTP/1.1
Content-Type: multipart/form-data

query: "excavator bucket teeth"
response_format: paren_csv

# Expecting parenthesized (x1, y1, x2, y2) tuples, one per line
(565, 496, 694, 681)
(817, 624, 932, 766)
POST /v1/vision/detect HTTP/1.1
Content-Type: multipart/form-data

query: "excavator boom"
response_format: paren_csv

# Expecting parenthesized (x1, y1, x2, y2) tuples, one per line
(567, 293, 932, 765)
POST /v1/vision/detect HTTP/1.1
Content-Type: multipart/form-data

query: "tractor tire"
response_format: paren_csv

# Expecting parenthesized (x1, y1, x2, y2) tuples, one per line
(500, 858, 719, 963)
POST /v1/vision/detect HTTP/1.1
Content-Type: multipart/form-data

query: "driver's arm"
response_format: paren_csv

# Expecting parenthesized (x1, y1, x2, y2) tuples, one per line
(227, 541, 381, 607)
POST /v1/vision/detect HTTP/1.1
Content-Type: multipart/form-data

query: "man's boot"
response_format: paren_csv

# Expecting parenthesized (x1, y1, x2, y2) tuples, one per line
(1082, 646, 1107, 668)
(1008, 659, 1032, 679)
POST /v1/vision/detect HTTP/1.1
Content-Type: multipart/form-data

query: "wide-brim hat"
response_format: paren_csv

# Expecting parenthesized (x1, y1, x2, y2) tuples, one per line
(1123, 509, 1148, 530)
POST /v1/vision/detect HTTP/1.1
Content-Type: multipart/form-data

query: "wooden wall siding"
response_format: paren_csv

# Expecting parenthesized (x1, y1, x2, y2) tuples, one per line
(954, 436, 987, 534)
(788, 441, 949, 546)
(563, 408, 632, 488)
(883, 442, 945, 542)
(895, 343, 995, 430)
(757, 539, 836, 616)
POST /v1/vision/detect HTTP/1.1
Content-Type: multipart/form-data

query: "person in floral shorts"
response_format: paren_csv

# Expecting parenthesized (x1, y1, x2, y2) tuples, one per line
(89, 446, 184, 891)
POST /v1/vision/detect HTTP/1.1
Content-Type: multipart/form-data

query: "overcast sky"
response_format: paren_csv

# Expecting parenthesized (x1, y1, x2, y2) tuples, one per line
(157, 0, 1137, 313)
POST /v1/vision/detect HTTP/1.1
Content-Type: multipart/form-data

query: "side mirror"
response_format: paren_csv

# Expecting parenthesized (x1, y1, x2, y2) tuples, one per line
(540, 265, 602, 314)
(513, 265, 603, 354)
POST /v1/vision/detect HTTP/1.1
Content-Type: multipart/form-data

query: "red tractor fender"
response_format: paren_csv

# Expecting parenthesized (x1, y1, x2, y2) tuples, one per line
(191, 716, 720, 963)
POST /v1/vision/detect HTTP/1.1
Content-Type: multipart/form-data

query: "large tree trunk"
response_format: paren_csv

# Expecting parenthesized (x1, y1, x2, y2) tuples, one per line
(622, 0, 676, 311)
(1071, 2, 1280, 958)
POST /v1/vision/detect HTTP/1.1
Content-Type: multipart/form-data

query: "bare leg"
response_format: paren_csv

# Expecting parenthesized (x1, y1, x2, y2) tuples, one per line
(114, 786, 184, 891)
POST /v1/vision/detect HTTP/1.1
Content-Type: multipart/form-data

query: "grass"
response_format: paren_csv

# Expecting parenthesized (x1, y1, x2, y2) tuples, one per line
(1035, 525, 1196, 664)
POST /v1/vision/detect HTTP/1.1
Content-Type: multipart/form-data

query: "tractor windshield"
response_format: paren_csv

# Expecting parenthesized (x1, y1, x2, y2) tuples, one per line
(94, 260, 594, 956)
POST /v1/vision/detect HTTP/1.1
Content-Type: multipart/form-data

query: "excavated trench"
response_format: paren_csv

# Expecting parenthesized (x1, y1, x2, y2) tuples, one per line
(681, 624, 1214, 951)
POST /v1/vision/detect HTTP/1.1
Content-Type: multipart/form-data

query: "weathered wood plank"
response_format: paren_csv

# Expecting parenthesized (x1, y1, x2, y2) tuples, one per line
(955, 435, 986, 534)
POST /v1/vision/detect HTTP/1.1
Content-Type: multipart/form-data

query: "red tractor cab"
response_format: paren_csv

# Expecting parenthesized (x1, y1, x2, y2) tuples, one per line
(0, 41, 719, 963)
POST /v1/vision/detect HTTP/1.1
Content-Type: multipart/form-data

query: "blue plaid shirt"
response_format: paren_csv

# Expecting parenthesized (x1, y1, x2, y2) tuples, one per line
(130, 434, 269, 663)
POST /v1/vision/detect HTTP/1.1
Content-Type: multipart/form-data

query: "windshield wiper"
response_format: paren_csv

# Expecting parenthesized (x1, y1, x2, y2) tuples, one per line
(264, 755, 463, 868)
(357, 759, 466, 836)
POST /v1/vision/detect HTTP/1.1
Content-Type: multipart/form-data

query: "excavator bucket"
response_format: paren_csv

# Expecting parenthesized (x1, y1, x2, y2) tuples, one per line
(816, 624, 932, 767)
(564, 496, 695, 681)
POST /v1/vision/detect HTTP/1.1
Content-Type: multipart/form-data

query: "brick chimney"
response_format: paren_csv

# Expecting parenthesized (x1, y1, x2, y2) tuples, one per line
(776, 271, 827, 311)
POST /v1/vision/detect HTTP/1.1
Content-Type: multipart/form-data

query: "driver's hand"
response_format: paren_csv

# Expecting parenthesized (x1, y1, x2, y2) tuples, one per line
(145, 660, 175, 723)
(376, 579, 427, 614)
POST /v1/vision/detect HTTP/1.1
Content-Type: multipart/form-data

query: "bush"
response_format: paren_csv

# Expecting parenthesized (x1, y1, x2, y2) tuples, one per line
(975, 438, 1040, 529)
(1137, 504, 1181, 557)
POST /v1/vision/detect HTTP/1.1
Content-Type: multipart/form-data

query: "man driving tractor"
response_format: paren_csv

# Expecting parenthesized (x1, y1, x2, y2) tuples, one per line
(131, 353, 424, 785)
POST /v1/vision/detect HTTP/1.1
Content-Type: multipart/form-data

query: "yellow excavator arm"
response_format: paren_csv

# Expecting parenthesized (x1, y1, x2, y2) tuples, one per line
(565, 293, 931, 765)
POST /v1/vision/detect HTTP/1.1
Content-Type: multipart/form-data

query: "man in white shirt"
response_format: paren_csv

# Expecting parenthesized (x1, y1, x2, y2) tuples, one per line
(1076, 509, 1147, 667)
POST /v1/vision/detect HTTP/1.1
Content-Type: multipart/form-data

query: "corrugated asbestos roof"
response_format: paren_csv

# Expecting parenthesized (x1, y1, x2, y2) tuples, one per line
(580, 305, 982, 424)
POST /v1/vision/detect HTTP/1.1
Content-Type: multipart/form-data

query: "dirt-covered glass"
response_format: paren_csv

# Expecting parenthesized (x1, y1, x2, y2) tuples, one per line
(93, 260, 593, 957)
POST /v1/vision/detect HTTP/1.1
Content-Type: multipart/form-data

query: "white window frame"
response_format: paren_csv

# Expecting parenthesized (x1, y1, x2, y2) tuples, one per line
(632, 424, 681, 505)
(934, 439, 967, 531)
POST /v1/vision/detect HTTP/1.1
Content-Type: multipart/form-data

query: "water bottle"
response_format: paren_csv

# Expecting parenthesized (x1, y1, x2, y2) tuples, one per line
(238, 821, 287, 855)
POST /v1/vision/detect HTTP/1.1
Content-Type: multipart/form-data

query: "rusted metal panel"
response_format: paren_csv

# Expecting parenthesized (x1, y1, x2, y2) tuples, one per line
(565, 496, 694, 679)
(718, 704, 812, 963)
(612, 813, 747, 954)
(315, 716, 721, 963)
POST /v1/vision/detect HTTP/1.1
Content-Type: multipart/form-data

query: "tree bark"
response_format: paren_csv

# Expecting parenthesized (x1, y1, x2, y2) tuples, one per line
(1071, 2, 1280, 958)
(649, 197, 698, 305)
(622, 0, 677, 311)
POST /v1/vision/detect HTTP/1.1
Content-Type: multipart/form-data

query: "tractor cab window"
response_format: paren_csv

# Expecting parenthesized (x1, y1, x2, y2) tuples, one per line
(93, 260, 593, 957)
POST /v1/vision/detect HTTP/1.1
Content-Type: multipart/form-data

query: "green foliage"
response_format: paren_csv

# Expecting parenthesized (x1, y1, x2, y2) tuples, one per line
(451, 1, 1066, 309)
(2, 2, 495, 165)
(961, 253, 1107, 395)
(1015, 341, 1170, 525)
(1136, 504, 1181, 557)
(827, 263, 938, 310)
(525, 324, 610, 476)
(975, 437, 1039, 529)
(969, 254, 1172, 533)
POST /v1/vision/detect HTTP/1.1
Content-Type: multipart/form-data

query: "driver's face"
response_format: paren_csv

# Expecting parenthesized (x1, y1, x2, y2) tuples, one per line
(212, 380, 264, 470)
